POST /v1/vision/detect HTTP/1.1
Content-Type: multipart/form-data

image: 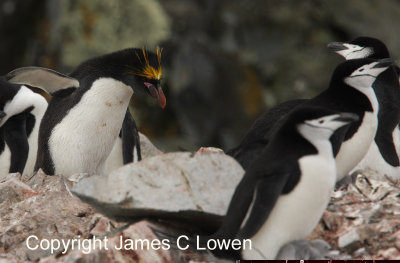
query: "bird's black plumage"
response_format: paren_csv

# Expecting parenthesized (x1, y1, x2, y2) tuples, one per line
(226, 99, 307, 168)
(3, 109, 33, 173)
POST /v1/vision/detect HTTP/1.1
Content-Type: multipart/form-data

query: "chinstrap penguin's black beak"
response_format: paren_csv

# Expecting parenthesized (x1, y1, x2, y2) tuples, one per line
(327, 42, 348, 52)
(372, 58, 395, 68)
(144, 82, 166, 109)
(333, 112, 359, 123)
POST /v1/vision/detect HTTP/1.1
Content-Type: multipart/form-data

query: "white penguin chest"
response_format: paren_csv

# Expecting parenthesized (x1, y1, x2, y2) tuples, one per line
(352, 127, 400, 180)
(49, 78, 133, 176)
(241, 155, 336, 260)
(335, 111, 378, 180)
(0, 145, 11, 178)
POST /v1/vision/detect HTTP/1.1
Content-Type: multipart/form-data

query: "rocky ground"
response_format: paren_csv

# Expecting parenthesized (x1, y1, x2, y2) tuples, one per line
(310, 171, 400, 259)
(1, 136, 400, 262)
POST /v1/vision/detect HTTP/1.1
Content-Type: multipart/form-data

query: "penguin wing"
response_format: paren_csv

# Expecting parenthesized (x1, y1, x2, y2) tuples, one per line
(207, 174, 260, 241)
(3, 116, 29, 173)
(237, 172, 290, 239)
(6, 67, 79, 94)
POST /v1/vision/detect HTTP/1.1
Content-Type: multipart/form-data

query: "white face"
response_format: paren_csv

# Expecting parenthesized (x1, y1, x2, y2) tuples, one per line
(344, 61, 389, 89)
(297, 114, 351, 142)
(335, 44, 373, 60)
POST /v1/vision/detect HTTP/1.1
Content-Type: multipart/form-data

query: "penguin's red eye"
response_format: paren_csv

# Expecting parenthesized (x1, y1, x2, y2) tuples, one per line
(359, 68, 364, 72)
(319, 120, 324, 124)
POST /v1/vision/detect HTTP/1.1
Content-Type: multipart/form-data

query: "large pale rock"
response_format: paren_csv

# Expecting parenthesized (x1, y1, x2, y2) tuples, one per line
(139, 132, 163, 158)
(72, 151, 244, 227)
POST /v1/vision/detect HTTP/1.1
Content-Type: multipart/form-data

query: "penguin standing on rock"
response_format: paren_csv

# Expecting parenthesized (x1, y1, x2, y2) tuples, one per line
(201, 106, 358, 260)
(0, 67, 77, 175)
(327, 37, 400, 179)
(9, 48, 165, 176)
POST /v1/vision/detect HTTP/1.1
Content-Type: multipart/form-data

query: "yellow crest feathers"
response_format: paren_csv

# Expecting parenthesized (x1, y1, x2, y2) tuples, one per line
(129, 47, 163, 80)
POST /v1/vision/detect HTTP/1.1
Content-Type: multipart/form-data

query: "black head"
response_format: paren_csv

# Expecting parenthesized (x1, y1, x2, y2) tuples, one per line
(328, 36, 390, 60)
(70, 48, 166, 108)
(0, 78, 19, 107)
(328, 58, 393, 89)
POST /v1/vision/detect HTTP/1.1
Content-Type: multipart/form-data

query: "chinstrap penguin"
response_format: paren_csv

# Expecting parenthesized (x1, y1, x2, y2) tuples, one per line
(16, 48, 165, 176)
(328, 37, 400, 179)
(201, 107, 358, 260)
(228, 57, 393, 181)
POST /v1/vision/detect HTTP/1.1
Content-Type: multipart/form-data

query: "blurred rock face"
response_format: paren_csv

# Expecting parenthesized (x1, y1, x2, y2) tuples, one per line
(166, 35, 250, 149)
(58, 0, 171, 68)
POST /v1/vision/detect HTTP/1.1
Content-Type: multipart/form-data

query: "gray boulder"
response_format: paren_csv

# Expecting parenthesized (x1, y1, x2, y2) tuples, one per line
(72, 151, 244, 228)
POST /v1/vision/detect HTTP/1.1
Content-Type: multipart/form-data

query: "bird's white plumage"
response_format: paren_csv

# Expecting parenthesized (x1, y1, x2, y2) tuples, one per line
(334, 67, 381, 180)
(22, 87, 48, 175)
(335, 111, 377, 180)
(104, 136, 123, 175)
(336, 42, 400, 180)
(105, 136, 139, 175)
(49, 78, 133, 176)
(241, 114, 348, 259)
(0, 145, 11, 177)
(335, 44, 373, 60)
(352, 126, 400, 179)
(242, 139, 336, 259)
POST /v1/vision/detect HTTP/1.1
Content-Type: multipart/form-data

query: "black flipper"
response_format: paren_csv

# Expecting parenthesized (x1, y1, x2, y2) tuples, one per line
(205, 175, 258, 242)
(372, 69, 400, 166)
(237, 174, 289, 239)
(132, 116, 142, 161)
(121, 110, 142, 164)
(198, 174, 258, 260)
(121, 111, 134, 164)
(3, 115, 29, 174)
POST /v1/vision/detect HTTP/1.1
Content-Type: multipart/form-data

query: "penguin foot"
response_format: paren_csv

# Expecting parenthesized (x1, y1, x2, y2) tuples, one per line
(334, 170, 361, 190)
(275, 239, 331, 260)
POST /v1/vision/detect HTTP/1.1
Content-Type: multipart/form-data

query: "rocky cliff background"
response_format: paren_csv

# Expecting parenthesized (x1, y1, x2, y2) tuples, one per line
(2, 0, 400, 152)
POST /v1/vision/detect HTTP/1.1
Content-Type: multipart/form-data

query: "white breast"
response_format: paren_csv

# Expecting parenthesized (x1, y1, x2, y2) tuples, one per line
(241, 154, 336, 260)
(351, 127, 400, 179)
(49, 78, 133, 176)
(104, 136, 123, 174)
(335, 111, 378, 180)
(22, 87, 48, 175)
(104, 136, 139, 175)
(0, 145, 11, 179)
